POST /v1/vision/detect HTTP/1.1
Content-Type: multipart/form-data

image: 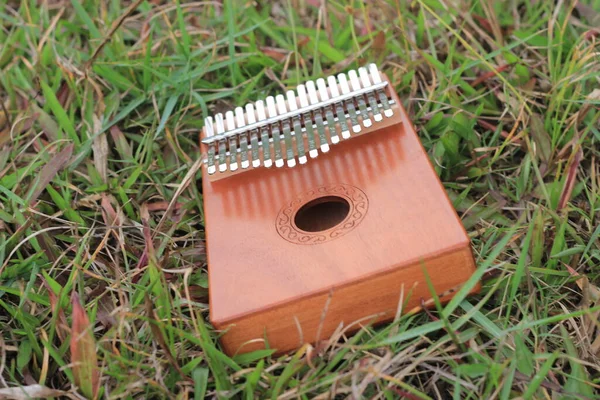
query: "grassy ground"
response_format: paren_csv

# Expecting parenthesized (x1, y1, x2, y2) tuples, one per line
(1, 0, 599, 399)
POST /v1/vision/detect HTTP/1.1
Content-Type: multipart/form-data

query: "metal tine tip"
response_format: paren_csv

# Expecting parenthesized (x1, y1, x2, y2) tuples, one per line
(327, 76, 340, 98)
(215, 113, 225, 134)
(266, 96, 278, 118)
(358, 67, 372, 89)
(347, 70, 362, 92)
(276, 94, 288, 115)
(348, 69, 372, 128)
(235, 107, 245, 127)
(327, 75, 351, 140)
(317, 78, 340, 145)
(225, 111, 238, 171)
(246, 103, 261, 168)
(306, 80, 319, 105)
(337, 73, 361, 133)
(245, 103, 256, 124)
(255, 99, 267, 120)
(255, 100, 272, 168)
(225, 111, 235, 132)
(359, 67, 383, 122)
(337, 73, 350, 93)
(368, 63, 382, 84)
(297, 84, 309, 108)
(276, 95, 296, 168)
(337, 73, 350, 95)
(225, 111, 235, 131)
(286, 90, 298, 111)
(316, 78, 329, 101)
(204, 116, 214, 137)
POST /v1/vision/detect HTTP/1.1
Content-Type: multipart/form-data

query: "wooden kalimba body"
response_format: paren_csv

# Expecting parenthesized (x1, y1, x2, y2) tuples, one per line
(201, 65, 477, 355)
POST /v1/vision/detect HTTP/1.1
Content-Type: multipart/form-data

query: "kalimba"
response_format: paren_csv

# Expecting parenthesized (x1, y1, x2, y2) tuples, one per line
(201, 64, 477, 355)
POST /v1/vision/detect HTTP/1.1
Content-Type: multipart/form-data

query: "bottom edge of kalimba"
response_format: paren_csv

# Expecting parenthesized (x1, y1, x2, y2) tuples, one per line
(210, 243, 478, 357)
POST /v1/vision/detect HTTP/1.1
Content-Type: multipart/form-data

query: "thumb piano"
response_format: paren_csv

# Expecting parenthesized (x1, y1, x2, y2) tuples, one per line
(201, 64, 477, 355)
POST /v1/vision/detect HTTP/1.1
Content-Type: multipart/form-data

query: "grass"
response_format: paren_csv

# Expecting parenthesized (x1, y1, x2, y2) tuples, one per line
(0, 0, 599, 398)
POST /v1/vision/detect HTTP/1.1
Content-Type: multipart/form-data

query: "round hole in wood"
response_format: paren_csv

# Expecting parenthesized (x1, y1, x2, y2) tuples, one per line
(293, 196, 351, 233)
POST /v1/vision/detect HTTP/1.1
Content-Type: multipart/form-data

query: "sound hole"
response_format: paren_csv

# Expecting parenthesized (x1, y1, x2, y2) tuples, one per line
(294, 196, 350, 232)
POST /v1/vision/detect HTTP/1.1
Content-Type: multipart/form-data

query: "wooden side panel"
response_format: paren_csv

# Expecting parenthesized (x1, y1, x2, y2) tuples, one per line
(214, 245, 477, 355)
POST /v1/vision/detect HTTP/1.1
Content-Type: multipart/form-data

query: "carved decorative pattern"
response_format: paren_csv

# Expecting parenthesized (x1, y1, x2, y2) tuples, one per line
(276, 184, 369, 245)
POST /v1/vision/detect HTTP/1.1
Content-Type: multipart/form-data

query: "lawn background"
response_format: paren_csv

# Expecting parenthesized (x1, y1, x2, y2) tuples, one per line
(1, 0, 600, 399)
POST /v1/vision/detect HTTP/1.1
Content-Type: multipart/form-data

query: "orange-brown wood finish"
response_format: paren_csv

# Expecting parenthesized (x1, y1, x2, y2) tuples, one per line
(201, 86, 477, 356)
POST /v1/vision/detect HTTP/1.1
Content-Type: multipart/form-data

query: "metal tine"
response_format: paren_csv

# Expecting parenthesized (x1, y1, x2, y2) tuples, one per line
(235, 107, 249, 169)
(306, 80, 329, 153)
(369, 63, 393, 117)
(204, 116, 217, 174)
(277, 94, 296, 167)
(246, 103, 261, 168)
(266, 96, 284, 168)
(359, 67, 382, 122)
(255, 100, 272, 168)
(348, 69, 372, 128)
(225, 111, 238, 171)
(338, 73, 361, 133)
(287, 90, 307, 164)
(297, 84, 319, 158)
(215, 113, 228, 173)
(327, 76, 351, 140)
(316, 78, 339, 144)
